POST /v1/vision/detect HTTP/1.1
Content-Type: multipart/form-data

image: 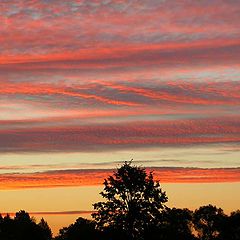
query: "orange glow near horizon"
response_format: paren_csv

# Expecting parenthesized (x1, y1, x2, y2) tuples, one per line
(1, 183, 240, 236)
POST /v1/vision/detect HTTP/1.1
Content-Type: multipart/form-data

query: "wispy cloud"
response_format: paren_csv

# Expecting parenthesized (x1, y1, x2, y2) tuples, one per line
(0, 117, 239, 153)
(0, 167, 240, 190)
(1, 1, 239, 64)
(0, 80, 239, 128)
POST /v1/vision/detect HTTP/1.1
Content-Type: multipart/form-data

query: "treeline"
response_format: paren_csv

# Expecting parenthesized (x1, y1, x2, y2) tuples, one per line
(1, 206, 240, 240)
(0, 210, 52, 240)
(1, 162, 240, 240)
(55, 206, 240, 240)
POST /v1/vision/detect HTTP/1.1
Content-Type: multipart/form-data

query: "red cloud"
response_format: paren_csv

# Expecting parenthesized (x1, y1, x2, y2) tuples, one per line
(0, 80, 239, 109)
(0, 117, 239, 153)
(0, 83, 140, 106)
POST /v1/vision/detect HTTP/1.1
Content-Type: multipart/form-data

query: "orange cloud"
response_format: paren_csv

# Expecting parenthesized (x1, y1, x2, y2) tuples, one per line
(0, 167, 240, 190)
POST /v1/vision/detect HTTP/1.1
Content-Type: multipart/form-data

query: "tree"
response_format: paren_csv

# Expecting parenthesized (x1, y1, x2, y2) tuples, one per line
(145, 207, 195, 240)
(55, 217, 100, 240)
(92, 161, 168, 240)
(38, 218, 52, 240)
(0, 214, 15, 240)
(0, 210, 52, 240)
(193, 205, 226, 240)
(221, 210, 240, 240)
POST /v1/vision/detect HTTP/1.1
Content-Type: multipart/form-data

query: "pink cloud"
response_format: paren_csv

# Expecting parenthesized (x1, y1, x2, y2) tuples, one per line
(0, 117, 239, 153)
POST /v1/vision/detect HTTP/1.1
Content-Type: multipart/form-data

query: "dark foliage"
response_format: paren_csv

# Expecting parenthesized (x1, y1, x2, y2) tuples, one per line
(0, 210, 52, 240)
(193, 205, 227, 240)
(144, 207, 196, 240)
(54, 217, 101, 240)
(220, 210, 240, 240)
(92, 161, 168, 239)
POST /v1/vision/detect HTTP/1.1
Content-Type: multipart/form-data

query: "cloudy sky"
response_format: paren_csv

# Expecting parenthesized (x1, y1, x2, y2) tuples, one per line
(0, 0, 240, 235)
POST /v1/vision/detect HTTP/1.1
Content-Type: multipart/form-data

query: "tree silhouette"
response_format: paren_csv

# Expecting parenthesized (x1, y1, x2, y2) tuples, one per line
(193, 205, 226, 240)
(0, 210, 52, 240)
(14, 210, 32, 223)
(38, 218, 52, 240)
(221, 210, 240, 240)
(92, 161, 168, 240)
(0, 214, 15, 240)
(55, 217, 100, 240)
(150, 207, 195, 240)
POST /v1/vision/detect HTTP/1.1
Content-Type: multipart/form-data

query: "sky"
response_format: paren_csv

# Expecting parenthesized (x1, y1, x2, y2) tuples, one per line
(0, 0, 240, 235)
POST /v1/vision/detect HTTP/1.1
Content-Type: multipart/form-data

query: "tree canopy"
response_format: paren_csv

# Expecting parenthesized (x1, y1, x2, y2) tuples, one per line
(0, 210, 52, 240)
(193, 205, 226, 240)
(92, 161, 168, 239)
(54, 217, 100, 240)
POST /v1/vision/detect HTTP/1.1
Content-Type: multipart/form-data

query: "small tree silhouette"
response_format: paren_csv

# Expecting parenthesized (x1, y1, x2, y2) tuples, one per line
(147, 207, 195, 240)
(0, 211, 52, 240)
(193, 205, 226, 240)
(221, 210, 240, 240)
(92, 161, 168, 240)
(55, 217, 99, 240)
(38, 218, 52, 240)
